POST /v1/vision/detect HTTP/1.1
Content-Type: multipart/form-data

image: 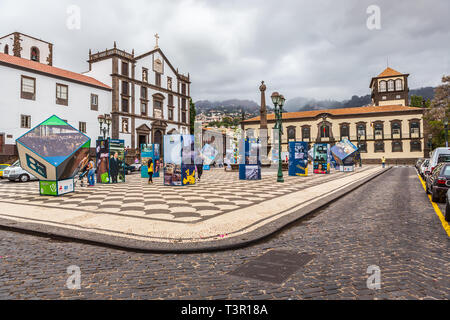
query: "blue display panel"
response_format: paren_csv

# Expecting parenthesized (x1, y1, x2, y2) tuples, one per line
(163, 135, 196, 186)
(313, 143, 330, 174)
(239, 138, 261, 180)
(288, 141, 309, 176)
(141, 144, 160, 178)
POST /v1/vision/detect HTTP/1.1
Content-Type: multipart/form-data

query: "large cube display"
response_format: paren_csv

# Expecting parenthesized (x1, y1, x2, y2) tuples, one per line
(163, 135, 196, 186)
(239, 138, 261, 180)
(16, 115, 91, 196)
(331, 138, 359, 172)
(288, 141, 309, 176)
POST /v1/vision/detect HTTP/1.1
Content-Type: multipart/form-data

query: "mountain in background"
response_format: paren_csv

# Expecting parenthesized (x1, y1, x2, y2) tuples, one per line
(194, 86, 435, 115)
(283, 86, 436, 112)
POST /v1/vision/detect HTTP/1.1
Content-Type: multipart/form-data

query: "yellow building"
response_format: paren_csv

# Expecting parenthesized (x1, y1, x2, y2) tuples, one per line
(241, 68, 424, 165)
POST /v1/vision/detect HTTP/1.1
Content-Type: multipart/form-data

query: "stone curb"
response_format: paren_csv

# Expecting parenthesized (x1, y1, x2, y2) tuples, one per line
(0, 167, 391, 253)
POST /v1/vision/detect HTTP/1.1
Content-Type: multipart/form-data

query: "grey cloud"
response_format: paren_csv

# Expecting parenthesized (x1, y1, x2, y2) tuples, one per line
(0, 0, 449, 104)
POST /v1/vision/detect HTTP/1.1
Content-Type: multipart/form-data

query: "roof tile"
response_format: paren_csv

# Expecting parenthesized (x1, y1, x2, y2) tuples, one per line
(0, 52, 111, 90)
(243, 105, 423, 122)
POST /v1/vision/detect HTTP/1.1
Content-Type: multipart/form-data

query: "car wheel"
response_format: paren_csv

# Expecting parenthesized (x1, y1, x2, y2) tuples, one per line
(19, 174, 30, 183)
(431, 189, 440, 202)
(445, 203, 450, 222)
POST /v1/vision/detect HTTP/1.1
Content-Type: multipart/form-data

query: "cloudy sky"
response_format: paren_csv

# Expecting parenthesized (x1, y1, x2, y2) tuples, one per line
(1, 0, 449, 104)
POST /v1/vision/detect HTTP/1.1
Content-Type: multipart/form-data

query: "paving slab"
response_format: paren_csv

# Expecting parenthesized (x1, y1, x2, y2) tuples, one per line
(0, 165, 389, 251)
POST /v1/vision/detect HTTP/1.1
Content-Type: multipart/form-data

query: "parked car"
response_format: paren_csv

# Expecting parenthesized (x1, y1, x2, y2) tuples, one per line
(0, 163, 10, 179)
(415, 158, 424, 170)
(130, 163, 142, 172)
(419, 159, 430, 178)
(123, 163, 135, 175)
(2, 160, 38, 182)
(428, 147, 450, 175)
(444, 189, 450, 222)
(425, 162, 450, 202)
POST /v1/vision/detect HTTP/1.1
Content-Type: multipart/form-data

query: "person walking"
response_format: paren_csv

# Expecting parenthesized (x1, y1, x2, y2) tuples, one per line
(196, 159, 204, 182)
(147, 158, 154, 184)
(381, 156, 386, 168)
(87, 159, 96, 186)
(109, 152, 119, 183)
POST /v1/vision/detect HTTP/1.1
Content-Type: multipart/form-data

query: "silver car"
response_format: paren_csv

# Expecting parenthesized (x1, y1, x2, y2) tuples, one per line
(2, 160, 38, 182)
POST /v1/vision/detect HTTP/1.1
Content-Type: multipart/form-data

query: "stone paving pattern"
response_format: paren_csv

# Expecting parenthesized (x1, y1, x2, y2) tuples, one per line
(0, 167, 448, 300)
(0, 167, 372, 223)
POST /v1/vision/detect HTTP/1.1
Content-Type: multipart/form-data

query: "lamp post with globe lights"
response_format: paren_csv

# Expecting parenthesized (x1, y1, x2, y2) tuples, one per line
(98, 114, 112, 140)
(271, 92, 286, 183)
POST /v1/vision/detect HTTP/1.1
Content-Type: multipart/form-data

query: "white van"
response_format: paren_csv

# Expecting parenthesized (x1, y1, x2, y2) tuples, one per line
(428, 147, 450, 175)
(2, 160, 38, 182)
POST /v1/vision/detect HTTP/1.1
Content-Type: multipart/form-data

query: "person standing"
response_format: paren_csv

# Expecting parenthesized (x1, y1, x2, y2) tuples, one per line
(147, 158, 154, 184)
(87, 159, 95, 186)
(109, 152, 119, 183)
(196, 159, 204, 182)
(381, 156, 386, 168)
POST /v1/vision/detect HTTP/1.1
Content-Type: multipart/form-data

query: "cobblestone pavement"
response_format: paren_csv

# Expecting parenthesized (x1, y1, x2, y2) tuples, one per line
(0, 167, 448, 300)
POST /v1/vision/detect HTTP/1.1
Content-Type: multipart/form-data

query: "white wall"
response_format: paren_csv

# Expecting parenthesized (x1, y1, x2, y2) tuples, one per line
(84, 58, 113, 87)
(0, 65, 111, 145)
(20, 36, 51, 64)
(0, 35, 14, 54)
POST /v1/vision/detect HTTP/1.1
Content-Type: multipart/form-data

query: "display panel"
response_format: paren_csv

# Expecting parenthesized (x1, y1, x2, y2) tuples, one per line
(16, 115, 90, 185)
(313, 143, 330, 174)
(164, 163, 182, 186)
(164, 135, 182, 165)
(109, 139, 126, 183)
(96, 139, 110, 183)
(17, 116, 89, 166)
(289, 141, 309, 176)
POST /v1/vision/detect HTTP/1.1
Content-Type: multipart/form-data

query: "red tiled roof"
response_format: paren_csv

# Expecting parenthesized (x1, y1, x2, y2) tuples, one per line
(0, 52, 111, 90)
(242, 105, 423, 122)
(377, 67, 403, 77)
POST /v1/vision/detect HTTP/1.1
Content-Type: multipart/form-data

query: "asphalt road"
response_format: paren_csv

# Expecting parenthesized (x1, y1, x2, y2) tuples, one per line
(0, 167, 448, 300)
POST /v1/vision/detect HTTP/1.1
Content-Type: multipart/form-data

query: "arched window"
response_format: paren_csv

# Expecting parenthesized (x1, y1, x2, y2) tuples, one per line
(410, 121, 420, 138)
(357, 124, 366, 140)
(320, 124, 330, 138)
(340, 124, 349, 139)
(374, 123, 384, 139)
(287, 127, 296, 140)
(392, 122, 401, 138)
(395, 79, 403, 91)
(387, 80, 395, 92)
(379, 81, 387, 92)
(30, 47, 40, 62)
(302, 127, 310, 141)
(4, 45, 9, 54)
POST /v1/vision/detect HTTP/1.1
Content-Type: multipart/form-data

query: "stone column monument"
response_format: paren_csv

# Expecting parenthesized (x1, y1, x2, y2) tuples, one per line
(259, 81, 267, 130)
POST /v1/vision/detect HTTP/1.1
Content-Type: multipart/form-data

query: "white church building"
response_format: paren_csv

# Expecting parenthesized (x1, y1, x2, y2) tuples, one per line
(0, 32, 191, 161)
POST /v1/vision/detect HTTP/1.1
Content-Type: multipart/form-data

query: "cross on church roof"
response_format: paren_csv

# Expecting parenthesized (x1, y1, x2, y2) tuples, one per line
(154, 33, 159, 49)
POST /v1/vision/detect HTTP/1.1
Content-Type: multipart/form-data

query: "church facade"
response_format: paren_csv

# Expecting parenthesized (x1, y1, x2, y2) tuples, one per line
(241, 68, 425, 165)
(0, 32, 191, 161)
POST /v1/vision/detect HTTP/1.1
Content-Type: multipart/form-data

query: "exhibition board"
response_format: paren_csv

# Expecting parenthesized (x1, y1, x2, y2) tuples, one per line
(313, 143, 331, 174)
(96, 139, 126, 184)
(288, 141, 309, 176)
(163, 135, 196, 186)
(239, 138, 261, 180)
(141, 144, 161, 178)
(16, 115, 91, 196)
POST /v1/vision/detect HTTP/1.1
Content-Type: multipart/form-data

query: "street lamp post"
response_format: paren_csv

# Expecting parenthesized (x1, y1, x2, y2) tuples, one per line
(98, 114, 112, 140)
(271, 92, 285, 183)
(357, 134, 362, 167)
(444, 119, 448, 148)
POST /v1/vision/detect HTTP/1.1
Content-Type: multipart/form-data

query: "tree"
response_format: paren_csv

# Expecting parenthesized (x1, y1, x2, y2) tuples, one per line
(189, 98, 196, 134)
(410, 95, 423, 108)
(424, 76, 450, 147)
